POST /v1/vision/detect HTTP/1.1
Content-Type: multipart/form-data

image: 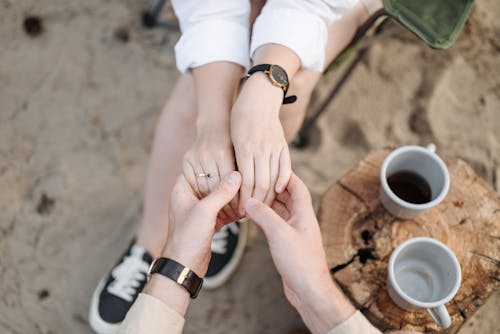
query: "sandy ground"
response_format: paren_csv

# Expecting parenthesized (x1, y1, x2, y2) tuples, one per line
(0, 0, 498, 333)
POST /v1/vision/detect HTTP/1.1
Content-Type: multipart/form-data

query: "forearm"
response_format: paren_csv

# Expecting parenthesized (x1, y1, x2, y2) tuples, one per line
(119, 275, 188, 334)
(192, 62, 243, 133)
(293, 278, 356, 334)
(235, 44, 301, 121)
(143, 274, 190, 317)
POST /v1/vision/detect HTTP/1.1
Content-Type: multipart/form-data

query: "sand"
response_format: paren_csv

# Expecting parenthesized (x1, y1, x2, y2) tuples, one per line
(0, 0, 498, 333)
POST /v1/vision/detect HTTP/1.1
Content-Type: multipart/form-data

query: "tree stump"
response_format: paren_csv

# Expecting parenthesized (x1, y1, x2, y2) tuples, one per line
(319, 149, 500, 333)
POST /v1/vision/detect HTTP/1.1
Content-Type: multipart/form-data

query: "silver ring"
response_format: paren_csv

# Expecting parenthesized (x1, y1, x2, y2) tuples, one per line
(197, 172, 212, 178)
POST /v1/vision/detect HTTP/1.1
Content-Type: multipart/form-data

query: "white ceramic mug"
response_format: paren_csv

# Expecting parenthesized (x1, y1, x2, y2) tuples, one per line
(380, 144, 450, 219)
(387, 237, 461, 328)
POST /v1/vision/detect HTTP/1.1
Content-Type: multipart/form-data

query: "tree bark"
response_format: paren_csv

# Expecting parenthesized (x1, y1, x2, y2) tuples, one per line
(319, 149, 500, 333)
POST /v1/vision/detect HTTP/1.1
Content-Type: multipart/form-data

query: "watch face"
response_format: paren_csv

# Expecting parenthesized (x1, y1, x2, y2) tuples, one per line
(270, 65, 288, 86)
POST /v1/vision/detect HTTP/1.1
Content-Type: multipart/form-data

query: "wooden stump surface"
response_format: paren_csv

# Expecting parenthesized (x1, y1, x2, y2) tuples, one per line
(319, 149, 500, 333)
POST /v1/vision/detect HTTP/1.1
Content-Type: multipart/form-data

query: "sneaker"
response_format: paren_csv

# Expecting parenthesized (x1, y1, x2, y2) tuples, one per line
(203, 221, 248, 289)
(89, 243, 153, 334)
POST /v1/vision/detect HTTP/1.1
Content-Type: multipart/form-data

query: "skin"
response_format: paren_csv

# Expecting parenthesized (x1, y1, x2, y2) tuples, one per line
(136, 2, 371, 259)
(141, 173, 421, 334)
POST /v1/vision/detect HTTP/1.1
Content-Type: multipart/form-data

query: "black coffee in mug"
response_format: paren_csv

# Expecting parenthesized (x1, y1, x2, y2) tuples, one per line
(387, 171, 432, 204)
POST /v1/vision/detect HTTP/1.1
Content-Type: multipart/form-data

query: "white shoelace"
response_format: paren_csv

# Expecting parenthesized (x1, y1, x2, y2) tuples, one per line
(211, 223, 239, 254)
(107, 247, 150, 302)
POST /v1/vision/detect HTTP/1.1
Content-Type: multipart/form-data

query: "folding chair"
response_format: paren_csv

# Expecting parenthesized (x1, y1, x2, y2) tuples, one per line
(141, 0, 474, 148)
(293, 0, 474, 148)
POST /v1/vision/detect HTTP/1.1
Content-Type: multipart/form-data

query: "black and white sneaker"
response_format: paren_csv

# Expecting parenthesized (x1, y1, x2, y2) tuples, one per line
(89, 243, 153, 334)
(204, 221, 248, 289)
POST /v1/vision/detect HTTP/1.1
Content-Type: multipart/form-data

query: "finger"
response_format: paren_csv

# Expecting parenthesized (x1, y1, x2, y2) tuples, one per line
(285, 173, 315, 222)
(183, 159, 201, 198)
(170, 175, 199, 210)
(199, 172, 242, 215)
(264, 152, 280, 206)
(252, 154, 271, 203)
(171, 174, 198, 199)
(195, 166, 210, 198)
(215, 221, 225, 231)
(189, 157, 208, 198)
(236, 151, 254, 215)
(276, 190, 292, 207)
(286, 174, 312, 207)
(204, 158, 234, 219)
(271, 200, 291, 220)
(218, 159, 240, 219)
(218, 210, 229, 222)
(275, 146, 292, 193)
(244, 197, 289, 238)
(203, 158, 221, 194)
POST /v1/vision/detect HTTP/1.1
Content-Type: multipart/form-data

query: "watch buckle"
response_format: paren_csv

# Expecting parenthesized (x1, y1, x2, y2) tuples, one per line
(177, 267, 190, 284)
(146, 258, 158, 282)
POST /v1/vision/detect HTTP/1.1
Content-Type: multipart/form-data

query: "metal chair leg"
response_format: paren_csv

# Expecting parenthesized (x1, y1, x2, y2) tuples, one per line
(142, 0, 179, 31)
(293, 13, 390, 149)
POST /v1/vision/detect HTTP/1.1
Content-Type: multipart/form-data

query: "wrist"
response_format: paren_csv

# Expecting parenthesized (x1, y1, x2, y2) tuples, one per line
(293, 276, 356, 334)
(161, 246, 202, 278)
(196, 106, 231, 133)
(236, 73, 283, 115)
(143, 274, 190, 317)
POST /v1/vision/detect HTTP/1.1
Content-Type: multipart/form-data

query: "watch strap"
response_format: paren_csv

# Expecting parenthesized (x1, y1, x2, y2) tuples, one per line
(247, 63, 271, 75)
(246, 64, 297, 104)
(148, 257, 203, 299)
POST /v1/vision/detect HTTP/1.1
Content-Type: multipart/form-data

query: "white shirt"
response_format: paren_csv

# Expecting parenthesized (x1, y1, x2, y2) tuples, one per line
(171, 0, 358, 73)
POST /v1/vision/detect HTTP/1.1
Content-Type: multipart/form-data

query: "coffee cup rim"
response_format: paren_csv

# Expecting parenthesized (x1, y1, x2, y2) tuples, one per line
(388, 237, 462, 308)
(380, 145, 450, 210)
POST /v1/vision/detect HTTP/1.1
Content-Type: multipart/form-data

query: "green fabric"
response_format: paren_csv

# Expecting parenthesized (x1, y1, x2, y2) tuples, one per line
(383, 0, 474, 49)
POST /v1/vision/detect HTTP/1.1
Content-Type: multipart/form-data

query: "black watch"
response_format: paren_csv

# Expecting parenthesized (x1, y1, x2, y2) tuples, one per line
(147, 257, 203, 299)
(246, 64, 297, 104)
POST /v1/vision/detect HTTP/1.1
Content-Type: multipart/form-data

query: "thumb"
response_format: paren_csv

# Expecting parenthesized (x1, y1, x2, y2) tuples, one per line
(244, 198, 286, 237)
(199, 172, 241, 214)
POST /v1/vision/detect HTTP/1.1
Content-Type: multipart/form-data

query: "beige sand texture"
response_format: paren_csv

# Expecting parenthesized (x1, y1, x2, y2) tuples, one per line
(0, 0, 498, 333)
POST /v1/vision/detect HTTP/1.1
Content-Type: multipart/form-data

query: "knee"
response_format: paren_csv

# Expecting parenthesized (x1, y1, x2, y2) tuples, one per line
(288, 70, 319, 101)
(280, 70, 321, 120)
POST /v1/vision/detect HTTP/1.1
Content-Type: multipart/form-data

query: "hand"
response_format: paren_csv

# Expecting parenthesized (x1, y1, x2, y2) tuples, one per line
(183, 130, 240, 222)
(231, 73, 292, 215)
(244, 174, 355, 334)
(163, 172, 242, 277)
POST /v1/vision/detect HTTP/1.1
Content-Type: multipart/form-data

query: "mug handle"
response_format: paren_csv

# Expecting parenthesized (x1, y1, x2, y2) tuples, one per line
(428, 305, 451, 328)
(426, 143, 436, 153)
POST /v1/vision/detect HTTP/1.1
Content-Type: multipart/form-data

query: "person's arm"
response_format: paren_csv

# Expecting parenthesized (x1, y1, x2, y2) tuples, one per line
(183, 62, 243, 221)
(119, 172, 242, 333)
(170, 0, 250, 218)
(231, 44, 299, 216)
(232, 0, 360, 215)
(244, 175, 422, 334)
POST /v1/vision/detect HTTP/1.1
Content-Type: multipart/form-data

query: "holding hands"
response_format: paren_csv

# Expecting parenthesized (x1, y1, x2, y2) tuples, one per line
(182, 128, 240, 222)
(163, 171, 242, 276)
(164, 172, 356, 334)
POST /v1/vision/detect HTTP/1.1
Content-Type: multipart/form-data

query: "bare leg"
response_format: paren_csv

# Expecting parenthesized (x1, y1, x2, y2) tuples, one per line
(280, 3, 370, 142)
(135, 75, 197, 257)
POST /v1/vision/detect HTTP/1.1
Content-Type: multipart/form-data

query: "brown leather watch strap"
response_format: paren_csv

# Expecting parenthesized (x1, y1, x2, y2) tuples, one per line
(147, 257, 203, 299)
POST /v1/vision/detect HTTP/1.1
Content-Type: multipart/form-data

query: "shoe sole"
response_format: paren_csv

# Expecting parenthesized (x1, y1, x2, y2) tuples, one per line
(89, 277, 122, 334)
(203, 220, 249, 290)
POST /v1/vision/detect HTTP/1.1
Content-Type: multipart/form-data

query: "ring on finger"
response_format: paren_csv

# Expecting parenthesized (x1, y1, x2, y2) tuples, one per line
(197, 172, 217, 178)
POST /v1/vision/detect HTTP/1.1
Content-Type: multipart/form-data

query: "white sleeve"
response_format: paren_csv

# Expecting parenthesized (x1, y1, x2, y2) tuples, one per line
(250, 0, 358, 72)
(171, 0, 251, 74)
